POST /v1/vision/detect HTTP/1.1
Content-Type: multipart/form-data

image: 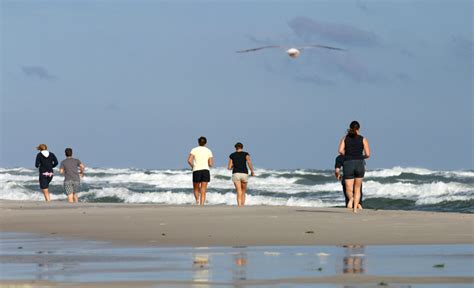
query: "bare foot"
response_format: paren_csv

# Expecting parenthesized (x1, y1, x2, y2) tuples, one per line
(347, 198, 353, 209)
(357, 204, 363, 210)
(353, 209, 358, 214)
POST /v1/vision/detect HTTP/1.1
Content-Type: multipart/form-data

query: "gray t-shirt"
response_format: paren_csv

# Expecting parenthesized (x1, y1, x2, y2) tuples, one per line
(60, 158, 82, 182)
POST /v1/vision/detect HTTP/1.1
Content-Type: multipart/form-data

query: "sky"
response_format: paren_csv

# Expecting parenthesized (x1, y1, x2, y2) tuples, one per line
(1, 0, 473, 170)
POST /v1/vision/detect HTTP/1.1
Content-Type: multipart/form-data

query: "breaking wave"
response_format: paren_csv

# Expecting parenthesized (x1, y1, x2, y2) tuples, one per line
(1, 166, 472, 213)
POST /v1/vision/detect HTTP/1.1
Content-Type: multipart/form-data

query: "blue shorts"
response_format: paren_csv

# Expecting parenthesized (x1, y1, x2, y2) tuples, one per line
(343, 160, 365, 179)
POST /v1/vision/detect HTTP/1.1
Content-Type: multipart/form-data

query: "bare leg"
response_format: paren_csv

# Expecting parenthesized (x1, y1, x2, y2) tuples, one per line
(193, 183, 200, 204)
(73, 193, 78, 203)
(67, 194, 74, 203)
(42, 189, 51, 202)
(233, 181, 242, 206)
(241, 181, 248, 206)
(353, 178, 363, 213)
(200, 182, 208, 206)
(344, 179, 354, 209)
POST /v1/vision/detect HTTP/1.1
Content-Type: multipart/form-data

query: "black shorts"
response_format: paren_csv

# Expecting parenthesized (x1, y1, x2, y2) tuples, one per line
(193, 170, 210, 183)
(39, 175, 53, 189)
(343, 160, 365, 179)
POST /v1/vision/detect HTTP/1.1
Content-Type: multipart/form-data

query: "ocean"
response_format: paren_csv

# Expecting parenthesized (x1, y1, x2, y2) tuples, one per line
(1, 167, 473, 213)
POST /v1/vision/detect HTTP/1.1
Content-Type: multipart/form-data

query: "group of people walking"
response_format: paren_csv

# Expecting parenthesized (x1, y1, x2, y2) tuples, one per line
(35, 144, 85, 203)
(187, 136, 255, 207)
(34, 121, 369, 212)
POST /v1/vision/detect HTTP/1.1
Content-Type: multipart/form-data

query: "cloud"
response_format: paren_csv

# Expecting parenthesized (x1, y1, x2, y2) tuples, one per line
(332, 55, 370, 82)
(247, 34, 385, 85)
(399, 48, 415, 58)
(355, 0, 369, 13)
(449, 35, 473, 60)
(395, 72, 414, 83)
(105, 103, 121, 111)
(317, 51, 386, 83)
(244, 18, 390, 86)
(294, 74, 335, 86)
(21, 66, 57, 80)
(288, 17, 379, 47)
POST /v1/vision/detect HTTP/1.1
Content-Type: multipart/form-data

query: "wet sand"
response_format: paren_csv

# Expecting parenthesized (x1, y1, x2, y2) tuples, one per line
(2, 276, 474, 287)
(1, 200, 473, 287)
(1, 233, 473, 287)
(1, 200, 473, 247)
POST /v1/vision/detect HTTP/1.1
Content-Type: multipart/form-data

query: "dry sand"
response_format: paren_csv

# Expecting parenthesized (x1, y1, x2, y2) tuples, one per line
(1, 200, 473, 247)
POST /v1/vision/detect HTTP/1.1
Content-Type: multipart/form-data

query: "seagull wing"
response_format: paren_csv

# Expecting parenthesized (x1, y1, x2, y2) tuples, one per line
(299, 44, 346, 51)
(236, 45, 282, 53)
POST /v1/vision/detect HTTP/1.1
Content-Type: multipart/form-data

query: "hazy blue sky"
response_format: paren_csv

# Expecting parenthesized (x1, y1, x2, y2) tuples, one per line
(1, 0, 472, 170)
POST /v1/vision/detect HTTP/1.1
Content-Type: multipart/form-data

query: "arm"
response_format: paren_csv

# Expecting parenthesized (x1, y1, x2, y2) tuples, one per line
(335, 167, 342, 180)
(227, 158, 233, 170)
(79, 163, 85, 177)
(35, 154, 40, 168)
(60, 166, 65, 174)
(246, 155, 255, 176)
(187, 154, 194, 169)
(338, 137, 346, 155)
(335, 155, 344, 168)
(363, 138, 371, 159)
(51, 153, 59, 168)
(334, 155, 344, 180)
(208, 157, 214, 168)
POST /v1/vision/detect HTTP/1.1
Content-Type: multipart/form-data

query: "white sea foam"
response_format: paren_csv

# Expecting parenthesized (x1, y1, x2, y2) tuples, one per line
(366, 167, 474, 179)
(80, 169, 337, 194)
(76, 188, 337, 207)
(365, 167, 435, 178)
(83, 172, 191, 188)
(85, 167, 139, 174)
(416, 195, 473, 205)
(363, 181, 473, 204)
(1, 166, 472, 208)
(442, 171, 474, 178)
(0, 182, 66, 201)
(0, 173, 37, 182)
(256, 168, 329, 177)
(0, 167, 35, 173)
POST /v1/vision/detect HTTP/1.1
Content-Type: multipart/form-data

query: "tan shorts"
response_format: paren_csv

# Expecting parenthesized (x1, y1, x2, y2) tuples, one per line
(232, 173, 249, 183)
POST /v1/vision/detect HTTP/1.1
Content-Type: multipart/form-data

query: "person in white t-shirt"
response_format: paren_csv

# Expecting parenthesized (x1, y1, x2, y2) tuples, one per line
(187, 136, 214, 205)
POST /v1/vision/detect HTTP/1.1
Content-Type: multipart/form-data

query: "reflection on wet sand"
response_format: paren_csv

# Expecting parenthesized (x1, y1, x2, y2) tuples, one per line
(342, 245, 365, 274)
(192, 253, 211, 288)
(2, 232, 472, 287)
(37, 261, 79, 282)
(36, 262, 52, 281)
(232, 252, 248, 281)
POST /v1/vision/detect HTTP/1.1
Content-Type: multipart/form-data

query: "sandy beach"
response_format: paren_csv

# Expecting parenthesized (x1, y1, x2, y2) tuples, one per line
(1, 200, 472, 246)
(1, 200, 473, 287)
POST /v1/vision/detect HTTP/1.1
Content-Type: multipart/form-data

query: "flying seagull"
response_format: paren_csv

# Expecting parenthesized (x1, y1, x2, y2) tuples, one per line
(236, 45, 345, 58)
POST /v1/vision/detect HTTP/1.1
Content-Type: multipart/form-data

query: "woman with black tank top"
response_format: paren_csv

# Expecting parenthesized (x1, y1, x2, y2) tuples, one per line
(338, 121, 371, 213)
(228, 142, 255, 207)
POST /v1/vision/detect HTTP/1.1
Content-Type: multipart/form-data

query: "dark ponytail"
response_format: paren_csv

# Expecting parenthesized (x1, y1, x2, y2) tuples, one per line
(347, 121, 360, 138)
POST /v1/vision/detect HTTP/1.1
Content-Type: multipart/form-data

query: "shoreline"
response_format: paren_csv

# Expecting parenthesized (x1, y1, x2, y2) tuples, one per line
(1, 200, 473, 247)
